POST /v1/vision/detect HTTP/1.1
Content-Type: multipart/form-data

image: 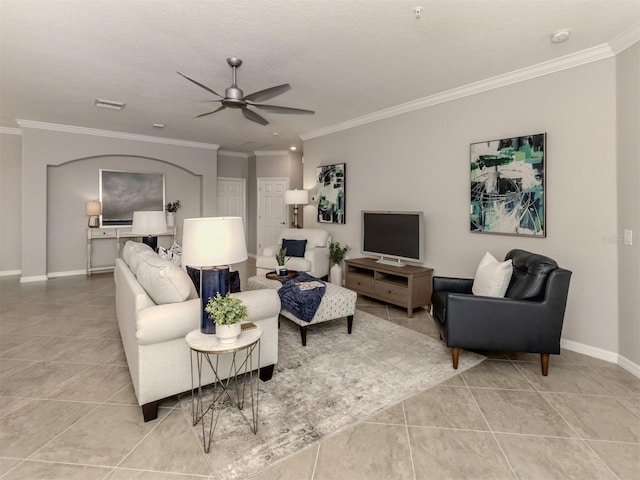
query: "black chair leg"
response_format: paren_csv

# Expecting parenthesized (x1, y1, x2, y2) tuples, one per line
(260, 364, 275, 381)
(347, 315, 353, 334)
(299, 326, 307, 346)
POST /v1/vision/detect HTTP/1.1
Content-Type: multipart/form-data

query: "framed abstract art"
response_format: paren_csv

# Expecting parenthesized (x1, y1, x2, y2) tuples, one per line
(470, 133, 546, 237)
(100, 169, 165, 226)
(316, 163, 346, 224)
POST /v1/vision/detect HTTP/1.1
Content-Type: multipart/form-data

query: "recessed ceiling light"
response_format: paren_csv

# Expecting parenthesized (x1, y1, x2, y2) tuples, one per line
(290, 146, 297, 151)
(551, 29, 571, 43)
(152, 123, 165, 128)
(94, 98, 125, 110)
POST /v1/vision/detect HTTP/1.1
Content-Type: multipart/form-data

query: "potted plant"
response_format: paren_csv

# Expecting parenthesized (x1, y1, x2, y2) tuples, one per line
(275, 247, 289, 276)
(204, 292, 248, 343)
(329, 241, 350, 285)
(165, 200, 181, 228)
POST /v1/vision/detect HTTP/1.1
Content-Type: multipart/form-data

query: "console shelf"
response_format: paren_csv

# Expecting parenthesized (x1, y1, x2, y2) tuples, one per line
(344, 257, 433, 318)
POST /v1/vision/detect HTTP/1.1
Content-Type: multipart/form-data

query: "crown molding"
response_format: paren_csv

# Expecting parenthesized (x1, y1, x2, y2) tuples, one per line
(218, 150, 250, 158)
(609, 22, 640, 54)
(253, 150, 289, 156)
(15, 120, 220, 150)
(300, 43, 616, 141)
(0, 127, 22, 135)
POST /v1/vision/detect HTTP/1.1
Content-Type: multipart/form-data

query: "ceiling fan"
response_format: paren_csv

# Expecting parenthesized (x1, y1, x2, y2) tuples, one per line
(177, 57, 314, 126)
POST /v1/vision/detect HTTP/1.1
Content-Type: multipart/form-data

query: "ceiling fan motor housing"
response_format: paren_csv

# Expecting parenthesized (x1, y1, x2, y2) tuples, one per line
(223, 86, 246, 108)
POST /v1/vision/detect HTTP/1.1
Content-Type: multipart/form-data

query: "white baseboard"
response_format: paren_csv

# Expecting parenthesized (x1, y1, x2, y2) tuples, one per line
(0, 269, 21, 277)
(48, 269, 88, 278)
(19, 275, 48, 283)
(561, 338, 640, 378)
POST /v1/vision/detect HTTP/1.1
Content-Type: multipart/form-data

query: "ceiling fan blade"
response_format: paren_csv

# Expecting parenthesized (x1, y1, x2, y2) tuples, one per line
(177, 71, 223, 98)
(249, 103, 315, 115)
(195, 105, 226, 118)
(242, 107, 269, 126)
(244, 84, 291, 103)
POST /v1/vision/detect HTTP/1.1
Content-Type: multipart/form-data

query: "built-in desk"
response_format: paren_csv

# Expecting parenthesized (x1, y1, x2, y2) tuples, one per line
(86, 227, 176, 276)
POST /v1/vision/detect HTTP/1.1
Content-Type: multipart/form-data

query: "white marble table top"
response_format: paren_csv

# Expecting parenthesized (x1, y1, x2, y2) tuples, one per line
(185, 323, 262, 354)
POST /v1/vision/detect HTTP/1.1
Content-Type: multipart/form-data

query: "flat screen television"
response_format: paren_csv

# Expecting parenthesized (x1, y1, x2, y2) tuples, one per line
(361, 211, 424, 266)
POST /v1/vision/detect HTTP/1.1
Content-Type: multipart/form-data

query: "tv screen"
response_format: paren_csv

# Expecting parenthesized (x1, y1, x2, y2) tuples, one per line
(362, 211, 424, 266)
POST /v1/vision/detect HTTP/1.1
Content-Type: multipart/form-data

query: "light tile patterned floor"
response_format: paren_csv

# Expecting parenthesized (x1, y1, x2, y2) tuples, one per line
(1, 262, 638, 480)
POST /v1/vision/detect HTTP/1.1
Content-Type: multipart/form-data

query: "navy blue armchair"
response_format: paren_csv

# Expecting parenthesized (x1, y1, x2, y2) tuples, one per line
(431, 249, 572, 376)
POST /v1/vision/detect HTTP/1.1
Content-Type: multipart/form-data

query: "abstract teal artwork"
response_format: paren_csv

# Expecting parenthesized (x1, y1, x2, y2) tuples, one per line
(470, 133, 545, 237)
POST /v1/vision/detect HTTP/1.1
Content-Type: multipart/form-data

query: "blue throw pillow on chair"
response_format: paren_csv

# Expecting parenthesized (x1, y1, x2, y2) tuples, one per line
(282, 239, 307, 257)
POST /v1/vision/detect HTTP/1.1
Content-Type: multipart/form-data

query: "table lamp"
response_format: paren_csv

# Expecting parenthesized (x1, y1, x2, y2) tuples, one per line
(86, 201, 102, 228)
(182, 217, 248, 334)
(284, 189, 309, 229)
(130, 211, 168, 251)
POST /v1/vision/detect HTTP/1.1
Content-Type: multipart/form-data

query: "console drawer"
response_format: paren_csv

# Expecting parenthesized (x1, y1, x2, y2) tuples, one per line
(345, 274, 375, 294)
(374, 281, 409, 304)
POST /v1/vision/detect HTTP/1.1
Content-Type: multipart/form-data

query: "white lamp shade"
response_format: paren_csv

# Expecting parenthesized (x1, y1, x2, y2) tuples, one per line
(86, 201, 102, 216)
(181, 217, 248, 267)
(284, 189, 309, 205)
(130, 211, 168, 235)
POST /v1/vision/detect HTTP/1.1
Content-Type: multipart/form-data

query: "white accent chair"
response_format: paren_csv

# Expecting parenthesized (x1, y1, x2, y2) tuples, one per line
(256, 228, 330, 279)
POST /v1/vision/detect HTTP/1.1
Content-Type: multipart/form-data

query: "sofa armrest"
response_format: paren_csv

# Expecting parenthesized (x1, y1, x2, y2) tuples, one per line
(232, 289, 281, 322)
(262, 244, 280, 257)
(136, 298, 201, 345)
(433, 276, 473, 294)
(305, 246, 330, 278)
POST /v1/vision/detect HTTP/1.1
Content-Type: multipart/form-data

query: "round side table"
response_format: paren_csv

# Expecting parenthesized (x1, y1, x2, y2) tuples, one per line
(185, 323, 262, 453)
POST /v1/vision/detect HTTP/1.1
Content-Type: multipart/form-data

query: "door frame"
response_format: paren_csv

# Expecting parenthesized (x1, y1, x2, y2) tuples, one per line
(217, 177, 248, 241)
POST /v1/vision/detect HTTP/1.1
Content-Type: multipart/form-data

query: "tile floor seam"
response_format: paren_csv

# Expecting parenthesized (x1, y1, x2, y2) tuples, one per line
(466, 383, 520, 480)
(310, 441, 321, 480)
(401, 400, 418, 480)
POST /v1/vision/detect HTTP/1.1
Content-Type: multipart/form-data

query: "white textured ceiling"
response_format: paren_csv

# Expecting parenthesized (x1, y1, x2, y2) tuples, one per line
(1, 0, 638, 153)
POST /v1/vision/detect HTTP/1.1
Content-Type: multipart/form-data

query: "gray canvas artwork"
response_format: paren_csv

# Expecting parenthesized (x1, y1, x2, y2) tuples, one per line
(100, 170, 165, 226)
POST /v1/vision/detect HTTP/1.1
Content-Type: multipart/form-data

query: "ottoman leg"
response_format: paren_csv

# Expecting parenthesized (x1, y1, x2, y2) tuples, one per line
(347, 315, 353, 334)
(299, 326, 308, 346)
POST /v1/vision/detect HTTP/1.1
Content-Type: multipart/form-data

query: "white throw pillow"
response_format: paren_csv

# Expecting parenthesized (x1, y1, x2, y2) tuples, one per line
(472, 252, 513, 297)
(122, 241, 153, 271)
(135, 250, 192, 305)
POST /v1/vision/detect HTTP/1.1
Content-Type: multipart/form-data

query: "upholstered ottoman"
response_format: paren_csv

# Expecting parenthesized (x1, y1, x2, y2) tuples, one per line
(247, 276, 357, 346)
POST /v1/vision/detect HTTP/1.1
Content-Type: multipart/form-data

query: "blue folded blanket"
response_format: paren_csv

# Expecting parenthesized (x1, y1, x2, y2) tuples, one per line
(277, 272, 326, 322)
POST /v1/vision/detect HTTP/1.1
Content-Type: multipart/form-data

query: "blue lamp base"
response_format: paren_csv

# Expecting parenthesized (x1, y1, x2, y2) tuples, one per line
(198, 267, 230, 334)
(141, 236, 158, 252)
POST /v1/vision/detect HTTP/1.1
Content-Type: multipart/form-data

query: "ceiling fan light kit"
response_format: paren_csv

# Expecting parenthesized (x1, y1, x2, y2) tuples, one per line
(177, 57, 315, 126)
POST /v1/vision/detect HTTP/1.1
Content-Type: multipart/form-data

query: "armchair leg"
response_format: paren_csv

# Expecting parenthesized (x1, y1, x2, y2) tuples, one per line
(451, 347, 460, 369)
(540, 353, 550, 376)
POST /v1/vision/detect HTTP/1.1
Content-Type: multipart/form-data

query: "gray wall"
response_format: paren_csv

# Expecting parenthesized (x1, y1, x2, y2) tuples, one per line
(0, 131, 22, 274)
(616, 43, 640, 366)
(303, 56, 631, 364)
(18, 126, 218, 279)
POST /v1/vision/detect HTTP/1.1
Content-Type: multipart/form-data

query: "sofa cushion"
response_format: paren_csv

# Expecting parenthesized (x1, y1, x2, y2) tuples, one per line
(282, 239, 307, 257)
(122, 240, 154, 271)
(505, 249, 558, 300)
(472, 252, 513, 297)
(135, 251, 192, 305)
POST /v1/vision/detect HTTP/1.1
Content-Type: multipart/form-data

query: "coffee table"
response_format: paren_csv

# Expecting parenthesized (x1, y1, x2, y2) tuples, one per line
(247, 276, 357, 346)
(266, 270, 298, 280)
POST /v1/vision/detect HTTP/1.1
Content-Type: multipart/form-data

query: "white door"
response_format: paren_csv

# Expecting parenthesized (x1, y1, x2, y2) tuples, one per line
(257, 178, 288, 255)
(217, 177, 247, 240)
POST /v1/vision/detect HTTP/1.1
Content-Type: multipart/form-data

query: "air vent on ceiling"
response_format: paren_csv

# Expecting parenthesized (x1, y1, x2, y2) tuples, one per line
(94, 98, 125, 110)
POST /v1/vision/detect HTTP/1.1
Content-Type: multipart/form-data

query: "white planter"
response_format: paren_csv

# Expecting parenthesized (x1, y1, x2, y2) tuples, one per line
(330, 264, 343, 285)
(166, 212, 175, 228)
(216, 323, 241, 344)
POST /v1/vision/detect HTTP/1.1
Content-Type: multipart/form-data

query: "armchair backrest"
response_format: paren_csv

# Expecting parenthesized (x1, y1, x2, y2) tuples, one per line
(278, 228, 329, 248)
(505, 249, 558, 300)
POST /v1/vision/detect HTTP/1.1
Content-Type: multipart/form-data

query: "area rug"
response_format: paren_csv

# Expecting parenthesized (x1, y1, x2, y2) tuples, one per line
(180, 309, 485, 479)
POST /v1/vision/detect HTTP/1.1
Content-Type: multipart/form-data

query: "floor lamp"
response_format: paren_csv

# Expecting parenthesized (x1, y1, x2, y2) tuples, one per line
(284, 189, 309, 229)
(130, 211, 168, 252)
(182, 217, 248, 334)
